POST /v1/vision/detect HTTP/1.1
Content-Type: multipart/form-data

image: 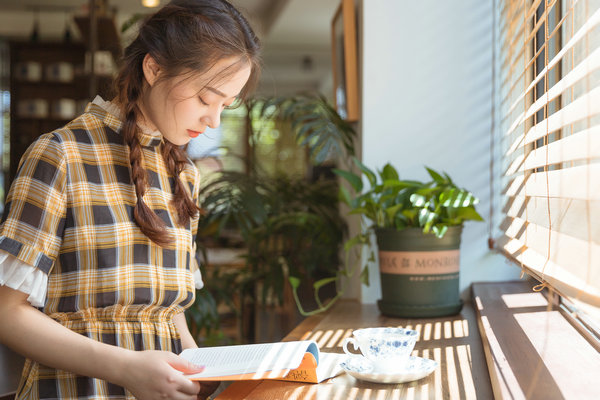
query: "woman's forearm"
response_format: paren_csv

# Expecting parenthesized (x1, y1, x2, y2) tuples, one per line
(0, 285, 131, 387)
(173, 312, 197, 349)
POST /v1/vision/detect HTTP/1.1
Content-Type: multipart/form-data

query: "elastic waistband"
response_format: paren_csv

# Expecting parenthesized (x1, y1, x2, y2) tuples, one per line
(49, 305, 180, 324)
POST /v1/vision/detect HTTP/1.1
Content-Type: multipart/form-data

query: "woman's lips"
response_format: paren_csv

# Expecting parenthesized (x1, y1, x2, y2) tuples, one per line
(187, 129, 202, 138)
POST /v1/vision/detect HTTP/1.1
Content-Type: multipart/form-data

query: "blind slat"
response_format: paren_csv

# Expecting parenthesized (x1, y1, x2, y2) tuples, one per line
(503, 85, 600, 150)
(524, 47, 600, 122)
(501, 218, 600, 302)
(522, 125, 600, 169)
(519, 165, 600, 200)
(497, 234, 600, 306)
(504, 195, 600, 244)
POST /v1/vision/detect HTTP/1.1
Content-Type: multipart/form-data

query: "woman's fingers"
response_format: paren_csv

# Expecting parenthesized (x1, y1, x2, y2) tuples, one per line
(167, 353, 205, 375)
(164, 354, 205, 396)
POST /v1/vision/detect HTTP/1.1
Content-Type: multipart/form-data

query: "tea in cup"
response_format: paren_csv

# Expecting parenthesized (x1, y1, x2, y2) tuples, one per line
(342, 327, 418, 371)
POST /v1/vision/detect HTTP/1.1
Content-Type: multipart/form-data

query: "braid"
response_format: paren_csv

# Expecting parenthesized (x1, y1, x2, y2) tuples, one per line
(162, 142, 201, 226)
(123, 107, 174, 247)
(116, 50, 174, 247)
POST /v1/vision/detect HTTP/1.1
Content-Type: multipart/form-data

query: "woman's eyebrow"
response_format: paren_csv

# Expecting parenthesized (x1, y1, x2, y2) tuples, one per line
(206, 87, 226, 97)
(206, 86, 239, 99)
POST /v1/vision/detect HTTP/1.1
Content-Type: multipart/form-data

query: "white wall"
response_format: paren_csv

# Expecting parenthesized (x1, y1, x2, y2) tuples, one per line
(359, 0, 521, 303)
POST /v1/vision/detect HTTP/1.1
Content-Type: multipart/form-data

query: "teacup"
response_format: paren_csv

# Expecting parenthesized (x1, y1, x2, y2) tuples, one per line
(342, 327, 418, 371)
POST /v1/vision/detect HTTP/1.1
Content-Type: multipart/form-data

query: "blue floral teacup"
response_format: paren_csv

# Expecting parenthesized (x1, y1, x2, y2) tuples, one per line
(342, 327, 418, 371)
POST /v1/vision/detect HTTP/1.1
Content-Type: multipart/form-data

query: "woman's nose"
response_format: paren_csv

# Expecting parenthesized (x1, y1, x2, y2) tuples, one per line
(202, 108, 221, 129)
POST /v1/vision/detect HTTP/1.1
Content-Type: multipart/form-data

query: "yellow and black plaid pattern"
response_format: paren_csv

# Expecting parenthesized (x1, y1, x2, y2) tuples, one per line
(0, 102, 201, 399)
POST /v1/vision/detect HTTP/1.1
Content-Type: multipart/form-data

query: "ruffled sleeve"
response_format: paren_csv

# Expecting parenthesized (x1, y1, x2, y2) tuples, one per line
(189, 160, 203, 290)
(0, 250, 48, 307)
(193, 268, 204, 290)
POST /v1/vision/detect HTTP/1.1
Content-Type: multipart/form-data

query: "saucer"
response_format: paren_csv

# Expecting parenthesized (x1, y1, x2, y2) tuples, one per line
(340, 355, 438, 384)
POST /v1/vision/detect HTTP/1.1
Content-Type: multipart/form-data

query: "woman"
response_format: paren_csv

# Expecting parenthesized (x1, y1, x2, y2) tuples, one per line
(0, 0, 260, 398)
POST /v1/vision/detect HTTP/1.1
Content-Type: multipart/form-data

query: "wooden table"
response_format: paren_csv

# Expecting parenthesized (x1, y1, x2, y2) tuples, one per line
(215, 300, 493, 399)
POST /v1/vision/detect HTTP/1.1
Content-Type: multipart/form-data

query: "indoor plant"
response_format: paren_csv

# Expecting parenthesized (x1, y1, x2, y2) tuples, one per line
(333, 159, 484, 317)
(192, 93, 354, 341)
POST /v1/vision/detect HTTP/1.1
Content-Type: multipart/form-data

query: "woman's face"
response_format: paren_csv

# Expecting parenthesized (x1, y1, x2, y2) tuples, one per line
(140, 56, 252, 146)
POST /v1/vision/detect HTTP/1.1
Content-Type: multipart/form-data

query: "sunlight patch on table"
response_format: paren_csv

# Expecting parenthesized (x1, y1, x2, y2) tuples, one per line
(502, 292, 548, 308)
(325, 328, 345, 348)
(433, 347, 443, 400)
(434, 322, 442, 340)
(444, 321, 453, 339)
(453, 319, 466, 337)
(316, 329, 334, 348)
(423, 322, 432, 341)
(456, 344, 476, 399)
(445, 346, 460, 399)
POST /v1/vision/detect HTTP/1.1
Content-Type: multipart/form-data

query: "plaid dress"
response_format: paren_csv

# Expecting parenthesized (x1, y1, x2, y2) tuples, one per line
(0, 101, 201, 399)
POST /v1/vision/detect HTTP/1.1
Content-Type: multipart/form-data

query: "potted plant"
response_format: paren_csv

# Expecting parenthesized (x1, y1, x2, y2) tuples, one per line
(334, 159, 484, 317)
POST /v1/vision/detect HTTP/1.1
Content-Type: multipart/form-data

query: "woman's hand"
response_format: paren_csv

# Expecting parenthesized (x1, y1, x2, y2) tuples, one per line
(118, 350, 205, 400)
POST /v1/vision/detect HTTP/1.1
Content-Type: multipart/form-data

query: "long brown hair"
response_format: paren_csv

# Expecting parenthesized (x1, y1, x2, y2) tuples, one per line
(113, 0, 261, 246)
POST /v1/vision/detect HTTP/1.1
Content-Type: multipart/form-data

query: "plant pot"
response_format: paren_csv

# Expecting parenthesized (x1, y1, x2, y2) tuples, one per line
(375, 226, 463, 318)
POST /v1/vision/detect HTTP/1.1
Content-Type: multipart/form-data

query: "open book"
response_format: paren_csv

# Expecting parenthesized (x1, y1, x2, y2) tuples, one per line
(180, 340, 345, 383)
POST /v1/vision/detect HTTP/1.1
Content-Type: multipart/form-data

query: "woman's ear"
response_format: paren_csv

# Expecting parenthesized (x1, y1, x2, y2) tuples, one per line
(142, 53, 161, 87)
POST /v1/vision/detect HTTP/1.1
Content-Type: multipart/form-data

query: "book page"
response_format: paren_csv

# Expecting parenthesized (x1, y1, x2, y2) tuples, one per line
(315, 352, 346, 382)
(181, 340, 318, 380)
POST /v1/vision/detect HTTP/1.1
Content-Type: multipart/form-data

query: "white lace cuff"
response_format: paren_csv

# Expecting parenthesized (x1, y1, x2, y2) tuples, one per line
(0, 250, 48, 307)
(193, 268, 204, 290)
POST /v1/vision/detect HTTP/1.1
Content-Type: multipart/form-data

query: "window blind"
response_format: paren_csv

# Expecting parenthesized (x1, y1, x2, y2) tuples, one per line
(497, 0, 600, 307)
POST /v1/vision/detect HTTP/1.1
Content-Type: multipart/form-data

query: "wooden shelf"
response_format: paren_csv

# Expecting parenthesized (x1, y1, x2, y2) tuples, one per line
(8, 41, 113, 191)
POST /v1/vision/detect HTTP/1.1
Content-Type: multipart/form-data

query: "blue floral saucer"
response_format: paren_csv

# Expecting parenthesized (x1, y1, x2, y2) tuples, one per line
(340, 355, 438, 384)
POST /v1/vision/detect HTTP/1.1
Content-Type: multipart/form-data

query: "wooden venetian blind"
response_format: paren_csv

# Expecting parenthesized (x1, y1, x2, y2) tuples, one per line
(497, 0, 600, 306)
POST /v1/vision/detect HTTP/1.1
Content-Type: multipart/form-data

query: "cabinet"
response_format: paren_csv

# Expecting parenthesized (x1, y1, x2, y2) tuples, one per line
(8, 41, 113, 186)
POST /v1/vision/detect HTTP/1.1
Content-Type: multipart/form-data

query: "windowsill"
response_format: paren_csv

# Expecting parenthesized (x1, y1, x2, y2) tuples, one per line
(472, 281, 600, 399)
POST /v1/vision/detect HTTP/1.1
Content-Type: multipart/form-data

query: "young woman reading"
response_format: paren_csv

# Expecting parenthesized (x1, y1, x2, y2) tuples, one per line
(0, 0, 261, 398)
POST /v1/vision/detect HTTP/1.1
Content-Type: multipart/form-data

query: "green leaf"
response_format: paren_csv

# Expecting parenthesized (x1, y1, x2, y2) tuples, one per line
(380, 163, 399, 181)
(339, 185, 352, 206)
(313, 276, 338, 291)
(367, 251, 375, 262)
(443, 172, 454, 185)
(410, 193, 428, 207)
(360, 266, 370, 286)
(353, 158, 377, 188)
(432, 225, 448, 238)
(296, 119, 322, 143)
(418, 208, 438, 232)
(334, 168, 363, 193)
(384, 203, 404, 223)
(382, 180, 421, 190)
(289, 276, 301, 289)
(343, 234, 368, 252)
(454, 206, 485, 221)
(439, 188, 479, 208)
(314, 140, 332, 164)
(425, 167, 446, 184)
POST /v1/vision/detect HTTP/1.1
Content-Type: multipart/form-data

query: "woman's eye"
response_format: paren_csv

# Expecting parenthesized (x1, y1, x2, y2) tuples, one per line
(224, 98, 241, 110)
(199, 97, 209, 106)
